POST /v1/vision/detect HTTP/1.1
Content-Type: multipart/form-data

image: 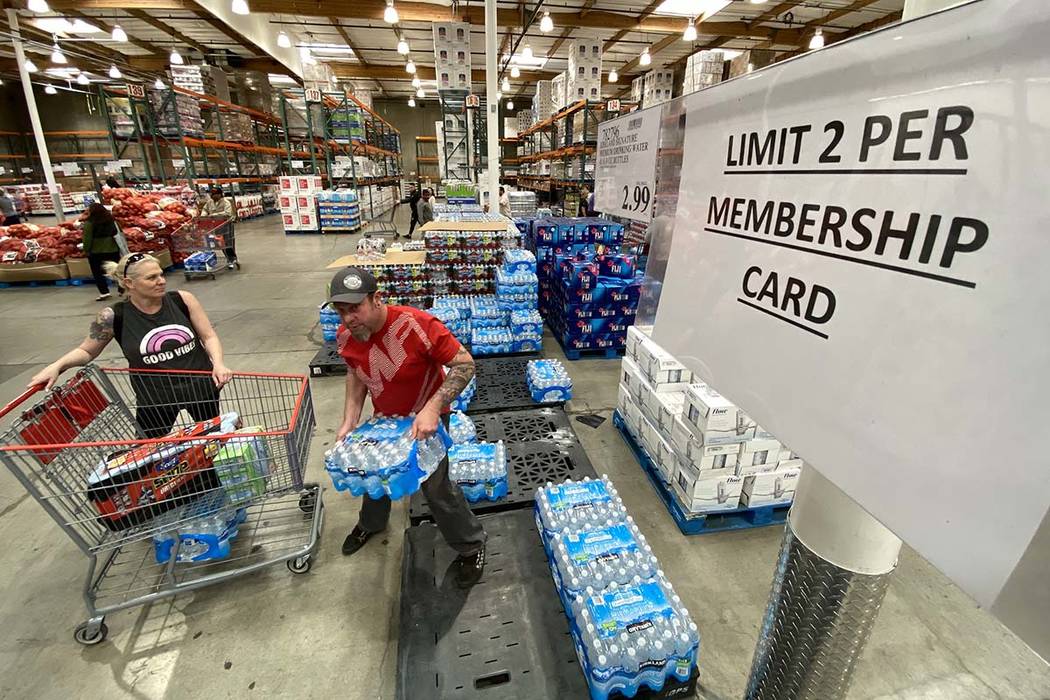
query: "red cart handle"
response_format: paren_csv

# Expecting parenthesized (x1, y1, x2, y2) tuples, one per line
(0, 383, 46, 421)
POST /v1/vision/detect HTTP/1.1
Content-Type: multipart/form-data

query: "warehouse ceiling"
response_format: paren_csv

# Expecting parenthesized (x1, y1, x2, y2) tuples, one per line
(0, 0, 904, 102)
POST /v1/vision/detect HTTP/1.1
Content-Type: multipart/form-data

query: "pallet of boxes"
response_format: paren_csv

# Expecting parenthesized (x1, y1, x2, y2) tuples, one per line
(618, 327, 802, 522)
(279, 175, 321, 234)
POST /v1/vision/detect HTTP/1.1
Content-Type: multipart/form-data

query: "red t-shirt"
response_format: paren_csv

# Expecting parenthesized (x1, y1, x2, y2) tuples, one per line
(336, 305, 462, 416)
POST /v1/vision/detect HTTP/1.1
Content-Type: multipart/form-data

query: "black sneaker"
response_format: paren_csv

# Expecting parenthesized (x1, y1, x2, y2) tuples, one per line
(341, 525, 380, 556)
(454, 545, 486, 588)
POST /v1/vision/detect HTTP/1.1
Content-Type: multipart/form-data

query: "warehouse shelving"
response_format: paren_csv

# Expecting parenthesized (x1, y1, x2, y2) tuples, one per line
(416, 136, 439, 182)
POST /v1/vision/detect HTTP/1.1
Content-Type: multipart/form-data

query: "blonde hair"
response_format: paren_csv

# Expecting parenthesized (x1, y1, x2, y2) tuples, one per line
(102, 252, 161, 285)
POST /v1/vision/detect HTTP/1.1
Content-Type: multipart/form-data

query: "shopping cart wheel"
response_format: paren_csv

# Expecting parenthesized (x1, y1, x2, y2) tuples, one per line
(287, 555, 312, 574)
(73, 619, 108, 646)
(298, 491, 316, 514)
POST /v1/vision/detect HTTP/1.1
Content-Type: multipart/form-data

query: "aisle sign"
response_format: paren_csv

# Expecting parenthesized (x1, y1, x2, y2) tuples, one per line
(606, 99, 620, 113)
(595, 107, 659, 222)
(304, 88, 322, 103)
(465, 94, 480, 108)
(126, 83, 145, 99)
(652, 0, 1050, 657)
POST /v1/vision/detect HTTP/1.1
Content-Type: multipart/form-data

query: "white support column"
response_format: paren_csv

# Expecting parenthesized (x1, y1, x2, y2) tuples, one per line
(483, 0, 501, 203)
(7, 9, 65, 222)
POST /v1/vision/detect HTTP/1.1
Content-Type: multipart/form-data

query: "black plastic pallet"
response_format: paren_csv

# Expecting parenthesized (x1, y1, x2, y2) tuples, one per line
(470, 406, 578, 445)
(308, 342, 345, 377)
(467, 355, 544, 414)
(397, 510, 699, 700)
(408, 428, 597, 524)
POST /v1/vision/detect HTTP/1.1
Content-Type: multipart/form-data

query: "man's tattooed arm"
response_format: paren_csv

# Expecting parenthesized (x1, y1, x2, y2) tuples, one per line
(431, 346, 476, 409)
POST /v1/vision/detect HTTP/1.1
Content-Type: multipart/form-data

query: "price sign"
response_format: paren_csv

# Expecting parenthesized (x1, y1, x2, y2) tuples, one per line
(172, 159, 186, 168)
(106, 160, 124, 171)
(291, 160, 305, 168)
(595, 107, 660, 222)
(126, 83, 145, 99)
(119, 159, 133, 167)
(20, 167, 32, 174)
(305, 88, 322, 103)
(465, 94, 480, 108)
(59, 161, 81, 175)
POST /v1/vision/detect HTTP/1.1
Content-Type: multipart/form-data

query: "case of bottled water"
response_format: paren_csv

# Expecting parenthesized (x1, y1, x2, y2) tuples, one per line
(502, 247, 537, 274)
(510, 309, 543, 336)
(472, 327, 514, 354)
(152, 490, 248, 564)
(548, 519, 660, 609)
(535, 476, 629, 543)
(324, 416, 451, 500)
(449, 410, 477, 444)
(448, 440, 508, 502)
(527, 359, 573, 403)
(319, 304, 341, 343)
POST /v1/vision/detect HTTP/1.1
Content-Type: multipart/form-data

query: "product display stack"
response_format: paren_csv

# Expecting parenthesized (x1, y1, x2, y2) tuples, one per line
(566, 39, 602, 104)
(149, 88, 204, 138)
(681, 50, 725, 95)
(372, 264, 430, 307)
(168, 65, 230, 100)
(535, 476, 701, 699)
(642, 70, 675, 108)
(316, 190, 361, 232)
(357, 184, 398, 220)
(233, 194, 263, 220)
(433, 21, 472, 91)
(552, 72, 567, 113)
(219, 112, 253, 143)
(618, 327, 803, 518)
(444, 179, 478, 205)
(278, 175, 321, 233)
(507, 190, 538, 217)
(328, 104, 365, 144)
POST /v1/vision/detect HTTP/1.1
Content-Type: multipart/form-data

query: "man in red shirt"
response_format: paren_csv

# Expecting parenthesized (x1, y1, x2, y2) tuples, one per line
(328, 266, 486, 587)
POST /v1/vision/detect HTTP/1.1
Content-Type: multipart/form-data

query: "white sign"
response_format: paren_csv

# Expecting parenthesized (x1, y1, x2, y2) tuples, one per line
(653, 0, 1050, 657)
(20, 167, 32, 174)
(466, 94, 480, 109)
(172, 159, 186, 168)
(59, 161, 81, 175)
(304, 88, 322, 103)
(119, 159, 133, 168)
(291, 160, 305, 169)
(595, 107, 660, 222)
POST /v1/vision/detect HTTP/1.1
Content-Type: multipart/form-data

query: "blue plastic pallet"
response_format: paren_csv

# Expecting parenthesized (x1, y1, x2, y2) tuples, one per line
(550, 331, 626, 361)
(0, 277, 89, 289)
(612, 410, 790, 536)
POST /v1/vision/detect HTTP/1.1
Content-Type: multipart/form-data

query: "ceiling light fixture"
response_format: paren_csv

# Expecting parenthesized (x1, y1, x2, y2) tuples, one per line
(506, 99, 514, 110)
(170, 48, 184, 65)
(397, 38, 410, 55)
(501, 76, 510, 92)
(540, 11, 553, 33)
(654, 0, 730, 19)
(608, 68, 618, 82)
(109, 64, 122, 79)
(683, 21, 697, 41)
(76, 72, 90, 85)
(510, 65, 520, 78)
(408, 97, 415, 107)
(405, 59, 415, 73)
(44, 84, 57, 94)
(277, 31, 292, 48)
(496, 90, 502, 99)
(639, 46, 651, 66)
(51, 42, 67, 64)
(112, 24, 128, 42)
(809, 28, 825, 49)
(416, 87, 424, 98)
(411, 76, 421, 88)
(28, 0, 49, 13)
(521, 43, 533, 60)
(155, 77, 166, 89)
(24, 58, 38, 73)
(231, 0, 250, 15)
(384, 1, 399, 24)
(750, 0, 768, 4)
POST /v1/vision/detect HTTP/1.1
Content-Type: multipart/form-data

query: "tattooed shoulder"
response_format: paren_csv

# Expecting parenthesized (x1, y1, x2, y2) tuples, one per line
(89, 307, 115, 342)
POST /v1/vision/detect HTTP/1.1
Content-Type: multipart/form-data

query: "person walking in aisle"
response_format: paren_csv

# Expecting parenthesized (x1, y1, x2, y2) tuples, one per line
(418, 188, 435, 226)
(579, 185, 596, 217)
(79, 203, 122, 301)
(329, 266, 486, 587)
(0, 189, 19, 226)
(498, 186, 511, 218)
(199, 186, 239, 270)
(29, 252, 234, 438)
(104, 176, 120, 189)
(400, 184, 422, 239)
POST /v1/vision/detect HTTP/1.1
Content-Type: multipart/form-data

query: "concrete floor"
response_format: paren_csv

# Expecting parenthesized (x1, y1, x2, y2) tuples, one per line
(0, 209, 1047, 699)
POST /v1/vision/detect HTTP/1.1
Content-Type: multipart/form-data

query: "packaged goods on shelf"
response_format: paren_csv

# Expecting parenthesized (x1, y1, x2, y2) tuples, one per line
(552, 72, 567, 112)
(219, 111, 252, 142)
(233, 194, 264, 220)
(517, 109, 535, 133)
(433, 24, 472, 91)
(149, 89, 204, 138)
(619, 330, 804, 513)
(631, 76, 645, 104)
(230, 70, 272, 113)
(534, 79, 555, 121)
(449, 441, 507, 502)
(682, 50, 725, 95)
(507, 190, 537, 217)
(169, 65, 230, 101)
(642, 70, 675, 108)
(535, 476, 701, 700)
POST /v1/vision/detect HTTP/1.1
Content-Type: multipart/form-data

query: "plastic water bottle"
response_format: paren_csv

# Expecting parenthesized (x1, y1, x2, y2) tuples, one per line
(320, 305, 341, 343)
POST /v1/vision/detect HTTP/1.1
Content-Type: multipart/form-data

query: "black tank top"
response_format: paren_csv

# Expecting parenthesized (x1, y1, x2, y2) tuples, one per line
(117, 292, 213, 372)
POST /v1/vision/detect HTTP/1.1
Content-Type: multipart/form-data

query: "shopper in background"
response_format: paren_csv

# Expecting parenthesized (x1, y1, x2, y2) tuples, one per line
(104, 176, 120, 189)
(79, 203, 122, 301)
(199, 186, 239, 270)
(329, 266, 486, 587)
(0, 189, 18, 226)
(579, 185, 596, 217)
(418, 188, 435, 226)
(28, 252, 234, 437)
(498, 186, 511, 218)
(400, 184, 422, 239)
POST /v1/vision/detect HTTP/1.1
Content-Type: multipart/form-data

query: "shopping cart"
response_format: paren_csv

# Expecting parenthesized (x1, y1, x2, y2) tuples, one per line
(0, 365, 323, 645)
(172, 216, 234, 280)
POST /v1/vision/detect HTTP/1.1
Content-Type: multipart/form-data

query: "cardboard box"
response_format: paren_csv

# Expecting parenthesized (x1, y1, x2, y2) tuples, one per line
(738, 437, 783, 469)
(643, 385, 685, 434)
(741, 467, 800, 507)
(651, 436, 677, 484)
(670, 415, 741, 471)
(625, 325, 650, 361)
(295, 194, 316, 211)
(624, 396, 643, 436)
(294, 175, 322, 193)
(279, 176, 295, 192)
(684, 383, 738, 433)
(282, 212, 298, 230)
(637, 335, 690, 385)
(0, 261, 70, 282)
(65, 257, 91, 279)
(617, 382, 630, 416)
(673, 462, 743, 513)
(297, 211, 317, 230)
(620, 357, 644, 401)
(278, 194, 296, 212)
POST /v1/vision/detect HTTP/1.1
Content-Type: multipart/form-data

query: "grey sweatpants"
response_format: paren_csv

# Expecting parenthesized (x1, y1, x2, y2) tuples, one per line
(357, 417, 486, 555)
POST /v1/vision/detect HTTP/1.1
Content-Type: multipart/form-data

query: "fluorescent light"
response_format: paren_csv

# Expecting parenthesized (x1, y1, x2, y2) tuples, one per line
(416, 87, 424, 98)
(24, 58, 38, 73)
(405, 59, 415, 74)
(231, 0, 250, 15)
(112, 25, 128, 42)
(384, 1, 399, 24)
(809, 28, 825, 49)
(155, 78, 166, 89)
(510, 65, 520, 78)
(540, 11, 553, 33)
(277, 31, 291, 48)
(654, 0, 730, 20)
(51, 43, 67, 64)
(639, 46, 651, 66)
(501, 76, 510, 91)
(506, 99, 514, 109)
(608, 68, 618, 82)
(76, 72, 90, 85)
(45, 84, 58, 94)
(34, 18, 100, 34)
(170, 49, 184, 65)
(397, 38, 409, 55)
(683, 22, 697, 41)
(28, 0, 49, 13)
(750, 0, 768, 3)
(509, 53, 547, 68)
(304, 44, 356, 55)
(521, 43, 533, 60)
(408, 97, 415, 107)
(411, 76, 421, 88)
(108, 64, 122, 79)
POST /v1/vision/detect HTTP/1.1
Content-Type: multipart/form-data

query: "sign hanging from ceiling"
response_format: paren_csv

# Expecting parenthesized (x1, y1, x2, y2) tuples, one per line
(651, 0, 1050, 659)
(594, 107, 660, 223)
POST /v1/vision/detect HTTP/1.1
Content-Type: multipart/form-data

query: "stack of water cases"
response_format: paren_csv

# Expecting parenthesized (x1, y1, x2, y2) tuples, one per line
(449, 410, 476, 444)
(527, 359, 573, 403)
(325, 416, 451, 499)
(449, 440, 508, 502)
(320, 304, 341, 342)
(373, 264, 430, 307)
(431, 295, 472, 348)
(152, 490, 248, 564)
(316, 190, 361, 231)
(535, 477, 700, 700)
(470, 295, 513, 355)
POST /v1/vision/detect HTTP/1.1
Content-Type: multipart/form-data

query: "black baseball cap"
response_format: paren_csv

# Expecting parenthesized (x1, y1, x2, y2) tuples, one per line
(328, 266, 378, 304)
